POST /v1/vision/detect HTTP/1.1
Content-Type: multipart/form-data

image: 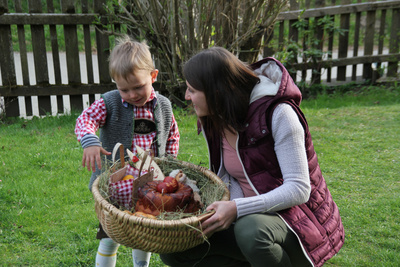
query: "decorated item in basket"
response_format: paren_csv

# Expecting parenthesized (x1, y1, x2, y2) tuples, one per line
(128, 145, 165, 181)
(170, 169, 202, 203)
(135, 171, 203, 216)
(108, 175, 135, 210)
(107, 143, 154, 210)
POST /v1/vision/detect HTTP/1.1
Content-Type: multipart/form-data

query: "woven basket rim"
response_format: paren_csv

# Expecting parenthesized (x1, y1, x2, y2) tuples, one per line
(92, 158, 230, 228)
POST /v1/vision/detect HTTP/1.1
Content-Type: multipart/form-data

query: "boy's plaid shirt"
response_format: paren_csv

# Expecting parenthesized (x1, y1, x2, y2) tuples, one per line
(75, 90, 179, 157)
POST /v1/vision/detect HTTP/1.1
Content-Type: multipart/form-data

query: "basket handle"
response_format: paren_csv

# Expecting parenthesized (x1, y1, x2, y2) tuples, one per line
(138, 149, 151, 174)
(112, 142, 125, 166)
(197, 210, 215, 222)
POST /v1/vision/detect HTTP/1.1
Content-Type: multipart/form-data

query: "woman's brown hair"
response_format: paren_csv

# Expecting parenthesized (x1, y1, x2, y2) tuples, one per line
(183, 47, 260, 137)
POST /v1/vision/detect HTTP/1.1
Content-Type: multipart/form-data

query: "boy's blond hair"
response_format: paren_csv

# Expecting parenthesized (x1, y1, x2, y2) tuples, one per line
(109, 35, 154, 80)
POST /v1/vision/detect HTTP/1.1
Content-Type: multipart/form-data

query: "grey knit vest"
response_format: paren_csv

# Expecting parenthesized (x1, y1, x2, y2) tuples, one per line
(88, 89, 173, 190)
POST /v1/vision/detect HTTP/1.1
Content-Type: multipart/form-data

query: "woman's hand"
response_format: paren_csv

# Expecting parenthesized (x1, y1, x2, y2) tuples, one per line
(82, 146, 111, 172)
(200, 201, 237, 237)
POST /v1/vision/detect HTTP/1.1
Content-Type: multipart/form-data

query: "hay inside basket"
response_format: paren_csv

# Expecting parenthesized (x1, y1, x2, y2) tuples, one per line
(92, 156, 230, 253)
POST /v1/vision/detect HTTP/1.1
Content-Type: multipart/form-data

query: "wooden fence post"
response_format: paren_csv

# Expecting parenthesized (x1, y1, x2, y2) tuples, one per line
(61, 0, 83, 112)
(81, 0, 96, 105)
(338, 0, 351, 81)
(47, 0, 64, 114)
(352, 0, 362, 81)
(29, 0, 49, 85)
(29, 0, 52, 116)
(363, 0, 376, 80)
(301, 0, 311, 83)
(0, 0, 18, 117)
(288, 0, 299, 82)
(388, 8, 400, 77)
(94, 0, 111, 85)
(0, 0, 15, 87)
(312, 0, 325, 85)
(326, 0, 336, 83)
(376, 9, 386, 76)
(278, 21, 285, 55)
(15, 0, 32, 116)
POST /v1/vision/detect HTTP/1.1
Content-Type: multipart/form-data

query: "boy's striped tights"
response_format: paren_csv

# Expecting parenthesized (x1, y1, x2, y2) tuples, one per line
(95, 238, 151, 267)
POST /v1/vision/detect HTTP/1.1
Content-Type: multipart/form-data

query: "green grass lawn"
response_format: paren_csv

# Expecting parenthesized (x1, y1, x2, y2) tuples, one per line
(0, 85, 399, 266)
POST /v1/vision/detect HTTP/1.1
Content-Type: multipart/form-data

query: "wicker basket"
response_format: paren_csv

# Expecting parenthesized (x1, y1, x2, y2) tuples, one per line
(92, 158, 230, 253)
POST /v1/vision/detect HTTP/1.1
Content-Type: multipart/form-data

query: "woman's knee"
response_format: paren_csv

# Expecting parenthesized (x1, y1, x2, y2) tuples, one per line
(234, 217, 261, 259)
(234, 214, 293, 266)
(234, 214, 275, 249)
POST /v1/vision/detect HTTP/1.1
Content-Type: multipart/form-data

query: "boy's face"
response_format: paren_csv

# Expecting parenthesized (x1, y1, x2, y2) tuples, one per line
(115, 69, 158, 107)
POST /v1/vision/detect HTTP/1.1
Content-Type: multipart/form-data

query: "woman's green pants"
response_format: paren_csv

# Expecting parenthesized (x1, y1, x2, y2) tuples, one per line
(160, 213, 312, 267)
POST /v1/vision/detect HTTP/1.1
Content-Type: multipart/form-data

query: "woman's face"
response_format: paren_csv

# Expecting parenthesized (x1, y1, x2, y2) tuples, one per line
(185, 81, 209, 117)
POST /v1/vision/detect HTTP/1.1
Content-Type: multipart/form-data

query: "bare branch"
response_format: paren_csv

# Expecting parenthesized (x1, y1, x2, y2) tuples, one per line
(99, 0, 289, 99)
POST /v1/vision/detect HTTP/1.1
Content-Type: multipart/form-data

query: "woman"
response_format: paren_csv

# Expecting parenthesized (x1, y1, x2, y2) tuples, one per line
(160, 47, 344, 267)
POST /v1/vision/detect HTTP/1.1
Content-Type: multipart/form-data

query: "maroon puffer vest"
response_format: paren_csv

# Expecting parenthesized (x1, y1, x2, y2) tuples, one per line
(203, 58, 344, 266)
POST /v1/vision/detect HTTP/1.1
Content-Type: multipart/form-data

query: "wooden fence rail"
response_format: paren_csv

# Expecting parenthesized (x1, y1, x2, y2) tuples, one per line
(0, 0, 399, 118)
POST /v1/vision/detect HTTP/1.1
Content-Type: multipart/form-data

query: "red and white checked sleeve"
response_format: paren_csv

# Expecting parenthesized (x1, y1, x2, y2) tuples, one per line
(165, 113, 180, 157)
(74, 98, 107, 141)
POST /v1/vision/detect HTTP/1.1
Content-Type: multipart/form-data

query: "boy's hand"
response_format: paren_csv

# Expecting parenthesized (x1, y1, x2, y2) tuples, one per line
(82, 146, 111, 172)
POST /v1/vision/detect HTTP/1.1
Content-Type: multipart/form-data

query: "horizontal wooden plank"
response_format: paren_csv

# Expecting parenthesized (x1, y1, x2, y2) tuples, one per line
(0, 13, 98, 25)
(1, 2, 399, 26)
(0, 0, 400, 25)
(0, 83, 115, 97)
(0, 82, 167, 97)
(376, 76, 400, 83)
(278, 0, 400, 20)
(4, 1, 400, 25)
(290, 53, 400, 70)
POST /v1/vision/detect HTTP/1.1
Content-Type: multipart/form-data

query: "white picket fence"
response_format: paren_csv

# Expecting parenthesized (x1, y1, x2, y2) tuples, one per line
(0, 52, 103, 118)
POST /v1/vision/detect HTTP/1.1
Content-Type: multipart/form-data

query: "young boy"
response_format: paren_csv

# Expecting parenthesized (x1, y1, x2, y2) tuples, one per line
(75, 35, 180, 267)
